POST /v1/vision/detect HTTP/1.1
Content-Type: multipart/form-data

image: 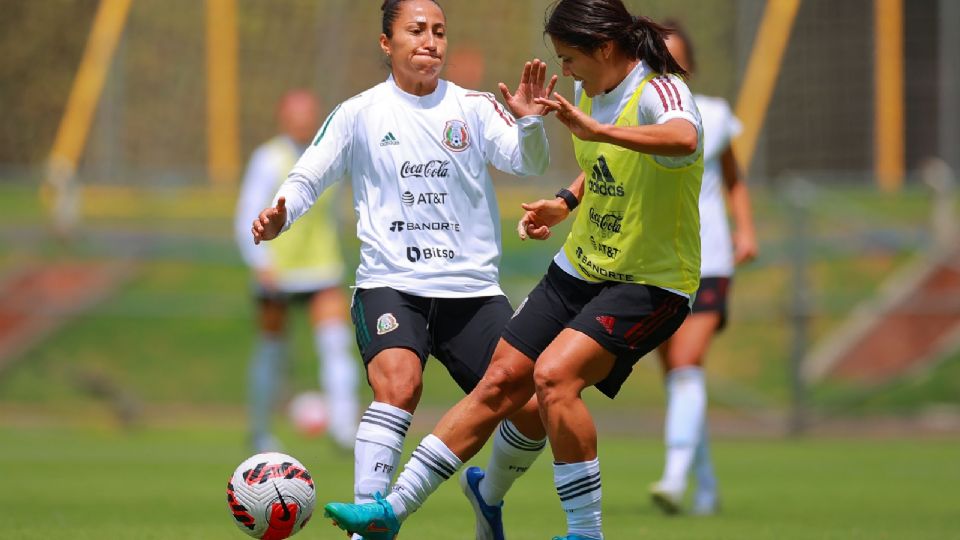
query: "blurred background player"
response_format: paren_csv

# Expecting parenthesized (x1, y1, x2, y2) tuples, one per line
(647, 22, 759, 516)
(234, 89, 359, 453)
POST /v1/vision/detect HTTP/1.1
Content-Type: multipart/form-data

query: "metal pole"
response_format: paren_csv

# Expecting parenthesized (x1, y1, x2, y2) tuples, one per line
(940, 0, 960, 173)
(785, 177, 814, 436)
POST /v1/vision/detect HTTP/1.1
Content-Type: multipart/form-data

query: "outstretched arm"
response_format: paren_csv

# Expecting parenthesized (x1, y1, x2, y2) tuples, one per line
(536, 92, 698, 156)
(251, 197, 287, 245)
(517, 172, 585, 240)
(720, 147, 758, 264)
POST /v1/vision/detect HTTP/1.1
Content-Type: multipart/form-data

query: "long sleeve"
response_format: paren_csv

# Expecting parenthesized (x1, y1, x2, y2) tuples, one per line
(468, 92, 549, 177)
(274, 102, 354, 232)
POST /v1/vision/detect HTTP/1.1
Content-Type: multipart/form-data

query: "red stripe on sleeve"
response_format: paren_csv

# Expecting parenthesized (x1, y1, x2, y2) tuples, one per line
(657, 77, 677, 110)
(664, 78, 683, 111)
(648, 79, 670, 112)
(466, 92, 516, 126)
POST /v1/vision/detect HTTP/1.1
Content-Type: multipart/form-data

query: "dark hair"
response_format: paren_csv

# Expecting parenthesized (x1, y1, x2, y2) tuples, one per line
(662, 18, 696, 75)
(381, 0, 442, 38)
(544, 0, 687, 77)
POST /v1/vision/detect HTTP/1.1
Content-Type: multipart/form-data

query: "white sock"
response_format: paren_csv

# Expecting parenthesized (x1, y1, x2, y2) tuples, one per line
(479, 420, 546, 504)
(387, 434, 463, 521)
(355, 402, 411, 504)
(661, 366, 706, 492)
(248, 333, 285, 444)
(314, 321, 359, 447)
(554, 458, 603, 540)
(693, 418, 717, 498)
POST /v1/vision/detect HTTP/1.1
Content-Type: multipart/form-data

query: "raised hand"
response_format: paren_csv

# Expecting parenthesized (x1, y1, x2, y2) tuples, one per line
(498, 58, 558, 119)
(534, 92, 602, 141)
(252, 196, 287, 245)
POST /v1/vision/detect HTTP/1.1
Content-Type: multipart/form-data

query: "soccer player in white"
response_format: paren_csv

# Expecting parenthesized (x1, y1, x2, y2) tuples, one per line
(322, 1, 705, 539)
(251, 1, 557, 539)
(234, 90, 359, 453)
(647, 23, 758, 515)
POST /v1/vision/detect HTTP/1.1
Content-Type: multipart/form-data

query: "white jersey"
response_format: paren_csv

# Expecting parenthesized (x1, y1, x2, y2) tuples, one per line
(695, 94, 742, 278)
(571, 61, 702, 169)
(276, 76, 549, 298)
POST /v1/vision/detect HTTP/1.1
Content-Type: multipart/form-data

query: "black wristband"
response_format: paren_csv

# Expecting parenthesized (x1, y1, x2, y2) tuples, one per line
(555, 188, 579, 211)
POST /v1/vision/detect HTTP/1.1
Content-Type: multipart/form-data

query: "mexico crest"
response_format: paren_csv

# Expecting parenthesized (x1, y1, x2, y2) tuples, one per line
(442, 119, 470, 152)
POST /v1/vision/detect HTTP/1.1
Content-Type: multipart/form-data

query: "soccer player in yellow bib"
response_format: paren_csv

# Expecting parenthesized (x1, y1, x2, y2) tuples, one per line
(235, 90, 359, 453)
(321, 1, 702, 539)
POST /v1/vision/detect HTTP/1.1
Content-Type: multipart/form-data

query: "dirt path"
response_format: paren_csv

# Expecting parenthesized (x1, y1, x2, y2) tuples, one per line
(0, 259, 135, 376)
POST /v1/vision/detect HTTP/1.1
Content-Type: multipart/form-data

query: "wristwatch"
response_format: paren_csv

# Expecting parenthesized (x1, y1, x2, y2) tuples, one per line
(555, 188, 579, 211)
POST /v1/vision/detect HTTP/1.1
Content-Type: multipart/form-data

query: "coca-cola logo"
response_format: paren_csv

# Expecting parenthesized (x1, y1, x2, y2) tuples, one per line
(400, 160, 450, 179)
(588, 208, 623, 238)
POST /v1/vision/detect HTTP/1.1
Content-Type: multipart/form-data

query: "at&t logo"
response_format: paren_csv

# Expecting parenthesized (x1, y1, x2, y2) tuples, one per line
(402, 191, 448, 206)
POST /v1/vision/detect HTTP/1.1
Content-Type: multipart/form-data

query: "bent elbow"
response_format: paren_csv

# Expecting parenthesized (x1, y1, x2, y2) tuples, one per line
(679, 133, 699, 156)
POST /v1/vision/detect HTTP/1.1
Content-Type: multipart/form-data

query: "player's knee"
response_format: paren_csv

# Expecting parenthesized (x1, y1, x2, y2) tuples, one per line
(532, 362, 572, 406)
(474, 365, 533, 415)
(371, 374, 422, 411)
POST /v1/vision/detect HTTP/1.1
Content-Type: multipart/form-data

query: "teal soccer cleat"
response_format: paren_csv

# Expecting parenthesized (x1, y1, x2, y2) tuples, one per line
(323, 492, 400, 540)
(551, 535, 600, 540)
(459, 466, 505, 540)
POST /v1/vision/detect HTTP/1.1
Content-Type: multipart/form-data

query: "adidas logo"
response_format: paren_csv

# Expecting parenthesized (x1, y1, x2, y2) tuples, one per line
(592, 155, 615, 183)
(596, 315, 616, 335)
(589, 155, 625, 197)
(379, 132, 400, 146)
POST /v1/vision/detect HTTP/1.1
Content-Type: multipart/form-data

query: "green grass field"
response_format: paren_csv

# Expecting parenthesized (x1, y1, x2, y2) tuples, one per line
(2, 426, 957, 539)
(2, 182, 959, 539)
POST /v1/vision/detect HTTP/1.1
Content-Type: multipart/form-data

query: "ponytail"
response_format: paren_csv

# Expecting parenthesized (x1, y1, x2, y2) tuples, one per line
(626, 15, 687, 76)
(544, 0, 687, 77)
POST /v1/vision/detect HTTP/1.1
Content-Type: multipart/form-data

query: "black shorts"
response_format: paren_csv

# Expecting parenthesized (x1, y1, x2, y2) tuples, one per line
(350, 287, 513, 394)
(253, 284, 336, 305)
(692, 276, 731, 331)
(503, 263, 689, 399)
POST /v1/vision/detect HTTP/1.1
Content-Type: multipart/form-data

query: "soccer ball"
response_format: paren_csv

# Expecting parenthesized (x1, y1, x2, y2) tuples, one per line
(287, 391, 329, 437)
(226, 452, 316, 539)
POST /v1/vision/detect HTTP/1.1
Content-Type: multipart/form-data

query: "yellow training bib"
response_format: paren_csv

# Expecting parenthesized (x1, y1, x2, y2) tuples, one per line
(562, 74, 702, 294)
(266, 136, 345, 281)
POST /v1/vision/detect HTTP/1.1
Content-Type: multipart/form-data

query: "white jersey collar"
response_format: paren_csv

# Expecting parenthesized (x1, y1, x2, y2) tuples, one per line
(387, 74, 448, 108)
(592, 60, 649, 107)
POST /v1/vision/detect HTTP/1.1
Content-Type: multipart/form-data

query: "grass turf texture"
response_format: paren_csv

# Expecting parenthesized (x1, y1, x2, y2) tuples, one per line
(1, 426, 957, 539)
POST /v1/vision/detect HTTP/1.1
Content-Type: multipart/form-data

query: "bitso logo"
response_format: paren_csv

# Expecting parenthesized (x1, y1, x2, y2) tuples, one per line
(376, 313, 399, 335)
(390, 221, 405, 232)
(442, 119, 470, 152)
(588, 155, 625, 197)
(406, 246, 456, 263)
(380, 132, 400, 146)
